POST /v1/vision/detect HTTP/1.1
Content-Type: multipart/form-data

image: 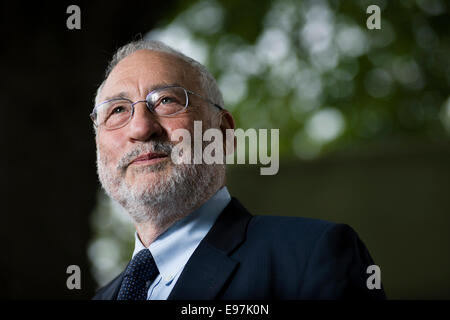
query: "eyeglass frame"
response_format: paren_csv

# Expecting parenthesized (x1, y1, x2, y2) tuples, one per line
(90, 85, 224, 130)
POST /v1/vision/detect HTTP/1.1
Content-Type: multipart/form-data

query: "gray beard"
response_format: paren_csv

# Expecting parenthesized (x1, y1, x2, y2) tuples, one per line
(96, 141, 225, 229)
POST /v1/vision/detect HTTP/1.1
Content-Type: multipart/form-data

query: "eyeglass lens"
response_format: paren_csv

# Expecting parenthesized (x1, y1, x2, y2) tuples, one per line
(96, 87, 188, 129)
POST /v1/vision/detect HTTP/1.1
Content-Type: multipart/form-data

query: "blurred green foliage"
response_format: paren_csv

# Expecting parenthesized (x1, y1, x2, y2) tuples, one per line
(147, 0, 450, 159)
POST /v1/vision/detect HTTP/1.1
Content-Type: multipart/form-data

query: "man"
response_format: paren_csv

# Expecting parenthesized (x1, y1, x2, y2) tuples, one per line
(91, 39, 386, 300)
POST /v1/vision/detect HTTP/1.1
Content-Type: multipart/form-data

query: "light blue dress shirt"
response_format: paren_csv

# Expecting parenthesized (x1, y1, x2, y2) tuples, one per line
(131, 186, 231, 300)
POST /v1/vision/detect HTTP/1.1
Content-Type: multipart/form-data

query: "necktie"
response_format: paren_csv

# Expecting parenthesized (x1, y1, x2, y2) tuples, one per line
(117, 249, 159, 300)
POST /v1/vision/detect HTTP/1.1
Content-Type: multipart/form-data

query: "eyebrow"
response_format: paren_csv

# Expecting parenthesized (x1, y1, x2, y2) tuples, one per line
(102, 92, 130, 102)
(101, 82, 184, 103)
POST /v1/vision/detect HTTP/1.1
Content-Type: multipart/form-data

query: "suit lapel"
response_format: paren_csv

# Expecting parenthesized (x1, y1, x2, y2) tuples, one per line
(168, 198, 252, 300)
(92, 271, 125, 300)
(94, 197, 252, 300)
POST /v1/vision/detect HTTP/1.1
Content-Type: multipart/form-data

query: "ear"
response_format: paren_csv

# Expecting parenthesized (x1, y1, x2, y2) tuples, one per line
(218, 109, 235, 131)
(215, 109, 236, 156)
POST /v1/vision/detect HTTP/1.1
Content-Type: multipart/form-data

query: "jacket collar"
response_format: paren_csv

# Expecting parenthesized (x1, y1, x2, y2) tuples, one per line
(93, 197, 252, 300)
(167, 197, 252, 299)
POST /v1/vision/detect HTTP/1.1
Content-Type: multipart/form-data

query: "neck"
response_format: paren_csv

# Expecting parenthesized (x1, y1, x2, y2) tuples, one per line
(134, 220, 164, 247)
(133, 183, 225, 247)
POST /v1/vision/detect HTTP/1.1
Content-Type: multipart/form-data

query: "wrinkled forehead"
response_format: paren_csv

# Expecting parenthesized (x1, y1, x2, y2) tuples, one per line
(99, 50, 202, 102)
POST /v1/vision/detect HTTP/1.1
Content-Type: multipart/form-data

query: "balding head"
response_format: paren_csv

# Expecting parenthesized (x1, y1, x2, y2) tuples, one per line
(94, 40, 224, 109)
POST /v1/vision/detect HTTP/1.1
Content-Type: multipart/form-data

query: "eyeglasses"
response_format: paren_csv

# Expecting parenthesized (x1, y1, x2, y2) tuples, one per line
(90, 85, 223, 130)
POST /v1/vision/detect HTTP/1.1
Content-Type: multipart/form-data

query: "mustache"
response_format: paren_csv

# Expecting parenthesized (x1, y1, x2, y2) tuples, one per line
(116, 140, 174, 171)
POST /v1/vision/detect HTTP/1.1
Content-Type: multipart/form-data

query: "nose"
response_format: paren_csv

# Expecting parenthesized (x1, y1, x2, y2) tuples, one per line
(126, 101, 163, 141)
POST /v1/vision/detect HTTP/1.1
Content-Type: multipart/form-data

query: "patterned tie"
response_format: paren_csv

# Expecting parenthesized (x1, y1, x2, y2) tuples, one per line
(117, 249, 159, 300)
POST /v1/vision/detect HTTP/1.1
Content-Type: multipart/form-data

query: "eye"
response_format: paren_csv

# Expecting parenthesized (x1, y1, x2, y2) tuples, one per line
(161, 97, 174, 104)
(111, 106, 126, 114)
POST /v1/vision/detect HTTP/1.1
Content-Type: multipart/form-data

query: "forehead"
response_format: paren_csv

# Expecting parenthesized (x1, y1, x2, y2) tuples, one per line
(99, 50, 200, 101)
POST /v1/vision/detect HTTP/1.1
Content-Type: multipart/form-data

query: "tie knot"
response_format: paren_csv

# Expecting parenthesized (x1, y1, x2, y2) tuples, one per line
(125, 249, 158, 281)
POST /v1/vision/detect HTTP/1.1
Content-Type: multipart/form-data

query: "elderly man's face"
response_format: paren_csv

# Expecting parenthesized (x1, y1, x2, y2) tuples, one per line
(95, 50, 222, 224)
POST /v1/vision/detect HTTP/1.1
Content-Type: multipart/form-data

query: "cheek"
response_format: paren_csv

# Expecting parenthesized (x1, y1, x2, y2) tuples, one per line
(160, 117, 196, 141)
(96, 132, 125, 164)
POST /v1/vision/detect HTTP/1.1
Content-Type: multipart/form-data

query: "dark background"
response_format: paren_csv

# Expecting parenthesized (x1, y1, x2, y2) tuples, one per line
(2, 0, 450, 299)
(2, 1, 176, 299)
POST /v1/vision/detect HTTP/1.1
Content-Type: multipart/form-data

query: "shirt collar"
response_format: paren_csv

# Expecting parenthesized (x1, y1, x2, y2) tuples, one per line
(132, 186, 231, 283)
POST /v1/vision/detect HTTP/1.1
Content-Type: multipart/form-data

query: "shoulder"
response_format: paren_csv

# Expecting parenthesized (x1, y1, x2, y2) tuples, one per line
(248, 214, 347, 242)
(250, 214, 334, 228)
(242, 215, 385, 299)
(226, 198, 356, 247)
(244, 214, 363, 258)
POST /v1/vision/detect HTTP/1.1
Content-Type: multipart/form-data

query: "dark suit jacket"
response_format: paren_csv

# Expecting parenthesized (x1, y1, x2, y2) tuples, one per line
(93, 197, 386, 300)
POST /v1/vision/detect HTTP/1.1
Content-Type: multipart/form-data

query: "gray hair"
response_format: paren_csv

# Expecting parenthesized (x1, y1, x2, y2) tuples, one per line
(94, 40, 224, 109)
